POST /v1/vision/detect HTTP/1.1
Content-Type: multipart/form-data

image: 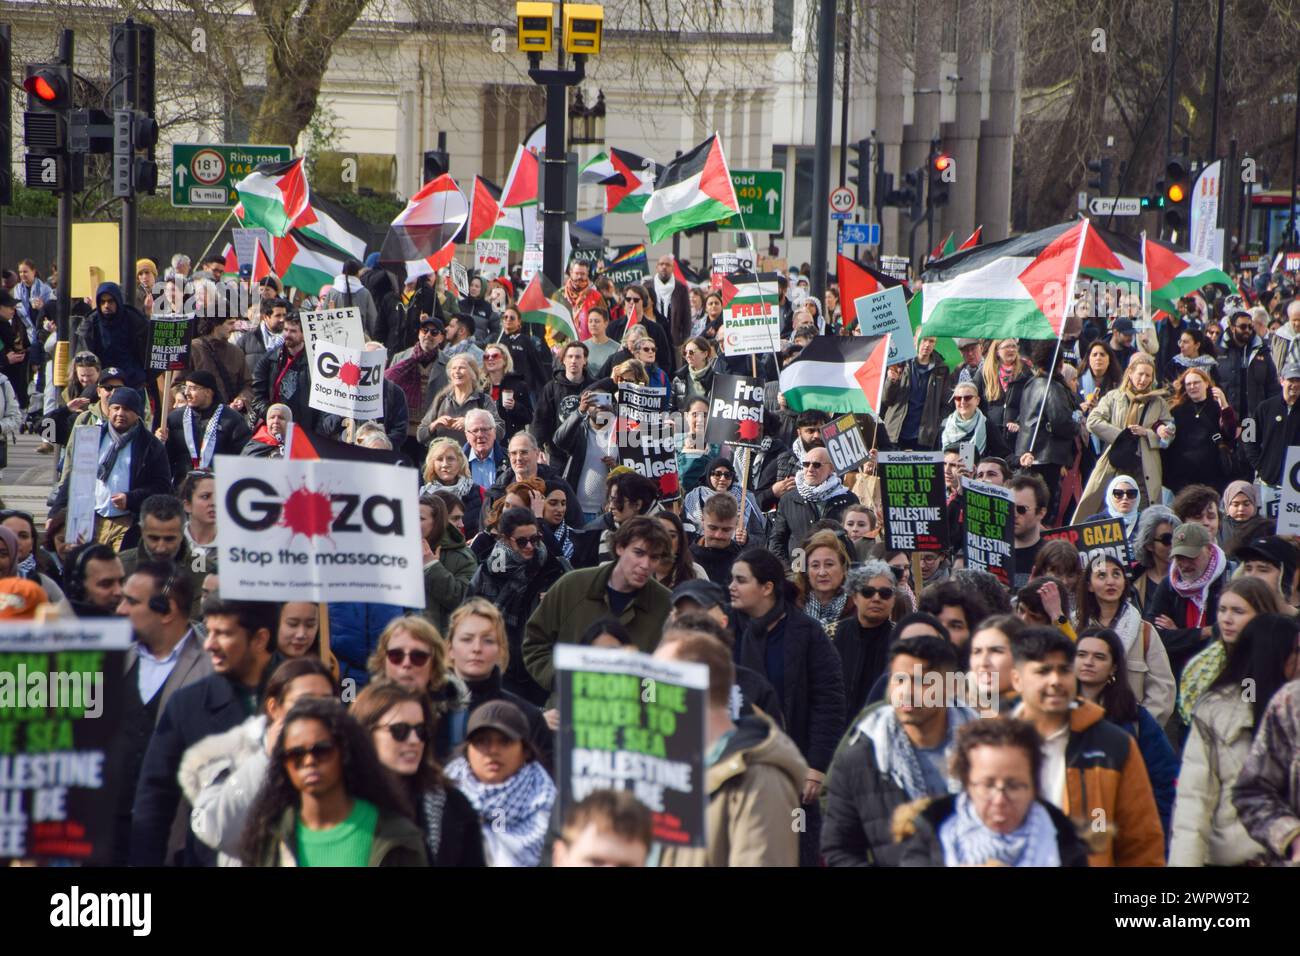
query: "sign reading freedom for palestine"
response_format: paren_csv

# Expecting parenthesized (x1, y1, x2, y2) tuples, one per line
(555, 645, 708, 848)
(0, 619, 132, 865)
(879, 451, 948, 551)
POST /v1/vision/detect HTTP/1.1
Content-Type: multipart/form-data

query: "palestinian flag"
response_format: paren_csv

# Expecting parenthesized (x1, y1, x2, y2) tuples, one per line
(250, 240, 274, 285)
(919, 220, 1091, 340)
(519, 274, 578, 340)
(380, 174, 468, 279)
(1079, 224, 1144, 287)
(958, 226, 983, 251)
(1143, 233, 1236, 317)
(235, 159, 310, 237)
(928, 233, 956, 262)
(838, 254, 908, 332)
(642, 134, 739, 244)
(674, 256, 704, 285)
(779, 335, 891, 415)
(582, 147, 660, 214)
(467, 176, 510, 243)
(501, 144, 540, 208)
(295, 194, 369, 261)
(288, 424, 403, 464)
(271, 230, 350, 293)
(222, 243, 238, 275)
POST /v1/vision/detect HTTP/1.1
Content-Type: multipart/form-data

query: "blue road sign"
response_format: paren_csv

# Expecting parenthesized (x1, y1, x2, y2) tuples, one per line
(839, 222, 880, 245)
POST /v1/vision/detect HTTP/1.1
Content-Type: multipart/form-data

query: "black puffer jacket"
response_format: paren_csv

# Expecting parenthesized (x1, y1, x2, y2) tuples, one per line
(733, 603, 845, 774)
(1009, 373, 1080, 467)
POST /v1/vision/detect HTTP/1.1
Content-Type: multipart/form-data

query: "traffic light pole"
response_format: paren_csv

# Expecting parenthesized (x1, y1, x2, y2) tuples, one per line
(54, 30, 74, 388)
(527, 49, 583, 288)
(119, 23, 139, 310)
(809, 0, 837, 298)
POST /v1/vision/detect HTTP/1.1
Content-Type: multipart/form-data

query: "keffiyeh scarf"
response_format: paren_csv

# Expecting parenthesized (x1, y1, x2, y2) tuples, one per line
(794, 470, 846, 503)
(420, 475, 475, 499)
(445, 757, 555, 868)
(938, 792, 1062, 867)
(804, 589, 848, 631)
(184, 405, 225, 469)
(940, 408, 988, 453)
(1169, 543, 1227, 625)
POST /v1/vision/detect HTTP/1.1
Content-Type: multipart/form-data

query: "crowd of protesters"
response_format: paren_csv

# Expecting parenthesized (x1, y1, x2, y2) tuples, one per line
(1, 247, 1299, 869)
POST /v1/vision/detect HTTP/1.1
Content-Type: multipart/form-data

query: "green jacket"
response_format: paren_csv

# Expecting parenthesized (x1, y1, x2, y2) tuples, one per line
(256, 805, 428, 867)
(422, 525, 478, 638)
(522, 561, 672, 692)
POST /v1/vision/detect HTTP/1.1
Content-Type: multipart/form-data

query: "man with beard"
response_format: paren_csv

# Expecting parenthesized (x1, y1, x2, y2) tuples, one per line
(767, 445, 856, 565)
(1218, 308, 1279, 417)
(63, 543, 126, 618)
(118, 494, 210, 617)
(73, 282, 151, 391)
(237, 296, 288, 378)
(644, 254, 692, 359)
(160, 370, 251, 481)
(553, 259, 604, 341)
(251, 312, 328, 435)
(534, 340, 593, 468)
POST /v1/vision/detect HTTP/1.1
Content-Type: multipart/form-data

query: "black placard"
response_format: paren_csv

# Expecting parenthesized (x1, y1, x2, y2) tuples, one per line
(148, 314, 195, 371)
(703, 373, 764, 447)
(961, 477, 1016, 586)
(821, 413, 872, 474)
(879, 451, 948, 552)
(1041, 518, 1133, 566)
(616, 383, 680, 499)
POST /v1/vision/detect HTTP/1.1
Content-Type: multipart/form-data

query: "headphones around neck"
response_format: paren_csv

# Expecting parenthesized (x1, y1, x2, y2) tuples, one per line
(148, 567, 180, 616)
(64, 545, 96, 602)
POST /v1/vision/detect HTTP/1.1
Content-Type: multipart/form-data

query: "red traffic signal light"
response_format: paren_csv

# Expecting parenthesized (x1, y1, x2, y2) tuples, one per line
(932, 152, 952, 173)
(23, 64, 72, 110)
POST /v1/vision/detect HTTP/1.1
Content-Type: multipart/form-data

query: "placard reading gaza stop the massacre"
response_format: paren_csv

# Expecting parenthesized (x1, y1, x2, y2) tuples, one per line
(820, 413, 872, 475)
(214, 453, 423, 606)
(555, 645, 708, 848)
(0, 619, 132, 865)
(303, 338, 387, 422)
(1041, 517, 1133, 566)
(878, 451, 948, 551)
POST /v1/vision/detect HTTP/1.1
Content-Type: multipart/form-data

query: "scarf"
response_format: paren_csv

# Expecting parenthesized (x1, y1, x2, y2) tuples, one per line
(804, 589, 848, 630)
(938, 792, 1062, 867)
(1169, 543, 1226, 623)
(1177, 640, 1228, 723)
(420, 475, 475, 499)
(1103, 475, 1141, 535)
(998, 363, 1015, 392)
(183, 404, 225, 468)
(794, 470, 846, 503)
(653, 273, 676, 316)
(940, 407, 988, 452)
(549, 521, 575, 561)
(419, 787, 448, 863)
(17, 554, 37, 577)
(444, 757, 555, 868)
(97, 420, 140, 482)
(855, 701, 978, 800)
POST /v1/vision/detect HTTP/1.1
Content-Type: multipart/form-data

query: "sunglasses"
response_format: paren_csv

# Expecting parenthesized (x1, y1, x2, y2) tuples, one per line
(382, 722, 430, 743)
(1112, 488, 1139, 500)
(638, 346, 656, 353)
(1154, 533, 1173, 546)
(1014, 504, 1031, 515)
(954, 395, 976, 403)
(282, 740, 338, 767)
(858, 586, 895, 600)
(711, 470, 734, 479)
(624, 296, 642, 303)
(387, 648, 432, 667)
(801, 460, 826, 470)
(511, 534, 543, 549)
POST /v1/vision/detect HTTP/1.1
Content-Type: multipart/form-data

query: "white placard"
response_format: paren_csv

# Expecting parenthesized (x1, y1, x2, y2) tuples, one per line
(522, 243, 544, 283)
(300, 307, 365, 350)
(214, 453, 423, 606)
(475, 239, 509, 280)
(66, 425, 101, 547)
(303, 338, 387, 421)
(853, 285, 915, 366)
(721, 274, 781, 357)
(450, 260, 469, 297)
(1278, 446, 1300, 536)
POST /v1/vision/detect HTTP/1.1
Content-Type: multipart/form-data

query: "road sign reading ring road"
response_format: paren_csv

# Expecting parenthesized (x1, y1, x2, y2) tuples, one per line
(190, 149, 227, 185)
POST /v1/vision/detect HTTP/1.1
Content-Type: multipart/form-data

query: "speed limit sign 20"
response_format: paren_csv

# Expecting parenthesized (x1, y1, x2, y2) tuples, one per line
(830, 186, 856, 213)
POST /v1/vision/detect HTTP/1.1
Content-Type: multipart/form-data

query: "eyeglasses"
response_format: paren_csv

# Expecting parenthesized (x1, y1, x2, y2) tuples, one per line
(466, 426, 493, 435)
(801, 460, 826, 470)
(282, 740, 338, 768)
(484, 352, 503, 361)
(858, 586, 895, 600)
(386, 648, 432, 667)
(711, 470, 734, 479)
(1154, 533, 1173, 546)
(511, 534, 543, 549)
(968, 780, 1033, 800)
(953, 395, 976, 403)
(382, 722, 430, 743)
(1111, 488, 1139, 500)
(638, 346, 656, 353)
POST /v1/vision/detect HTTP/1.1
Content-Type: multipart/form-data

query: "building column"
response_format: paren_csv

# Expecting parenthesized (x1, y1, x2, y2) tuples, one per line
(977, 0, 1019, 241)
(946, 0, 984, 243)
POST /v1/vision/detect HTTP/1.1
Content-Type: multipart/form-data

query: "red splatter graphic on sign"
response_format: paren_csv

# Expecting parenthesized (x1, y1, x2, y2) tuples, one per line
(658, 471, 680, 497)
(338, 361, 362, 387)
(280, 485, 334, 540)
(737, 418, 761, 441)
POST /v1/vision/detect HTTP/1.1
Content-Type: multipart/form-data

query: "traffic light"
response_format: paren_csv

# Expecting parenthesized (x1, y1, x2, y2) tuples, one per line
(848, 138, 870, 206)
(423, 149, 449, 183)
(22, 62, 75, 192)
(928, 142, 952, 209)
(1087, 156, 1113, 194)
(1163, 156, 1191, 231)
(113, 109, 159, 198)
(110, 20, 158, 191)
(883, 167, 923, 220)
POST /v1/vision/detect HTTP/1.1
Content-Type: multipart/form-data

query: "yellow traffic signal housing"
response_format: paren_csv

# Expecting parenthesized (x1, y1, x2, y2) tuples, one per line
(563, 4, 603, 55)
(517, 2, 555, 53)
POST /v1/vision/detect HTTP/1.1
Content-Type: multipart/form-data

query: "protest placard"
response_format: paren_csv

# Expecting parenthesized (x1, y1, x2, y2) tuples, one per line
(214, 453, 423, 606)
(879, 255, 910, 283)
(601, 244, 649, 286)
(0, 618, 131, 865)
(720, 271, 781, 356)
(522, 243, 544, 283)
(65, 425, 101, 547)
(961, 478, 1015, 585)
(616, 383, 679, 499)
(449, 260, 470, 298)
(1042, 518, 1133, 566)
(821, 413, 872, 475)
(1278, 446, 1300, 536)
(853, 285, 915, 365)
(555, 644, 708, 848)
(878, 451, 948, 551)
(147, 314, 195, 371)
(703, 373, 764, 447)
(475, 239, 509, 280)
(300, 307, 365, 351)
(232, 227, 272, 270)
(303, 339, 386, 421)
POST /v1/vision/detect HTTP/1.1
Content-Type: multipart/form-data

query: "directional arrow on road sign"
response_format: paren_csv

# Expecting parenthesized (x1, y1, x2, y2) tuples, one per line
(1088, 196, 1142, 216)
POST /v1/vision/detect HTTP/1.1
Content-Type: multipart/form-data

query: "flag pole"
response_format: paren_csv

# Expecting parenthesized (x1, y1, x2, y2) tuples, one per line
(729, 159, 784, 367)
(195, 210, 237, 268)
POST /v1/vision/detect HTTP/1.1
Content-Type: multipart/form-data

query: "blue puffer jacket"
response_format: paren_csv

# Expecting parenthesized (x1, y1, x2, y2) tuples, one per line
(327, 602, 410, 689)
(1115, 705, 1178, 851)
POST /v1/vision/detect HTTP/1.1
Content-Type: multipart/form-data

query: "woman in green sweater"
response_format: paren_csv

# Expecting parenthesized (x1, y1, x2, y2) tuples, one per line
(241, 697, 427, 867)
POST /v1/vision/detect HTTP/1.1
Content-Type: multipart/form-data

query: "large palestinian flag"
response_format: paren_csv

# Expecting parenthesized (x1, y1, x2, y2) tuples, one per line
(467, 176, 527, 250)
(779, 335, 890, 415)
(580, 147, 661, 214)
(919, 220, 1091, 340)
(1143, 234, 1236, 317)
(642, 134, 739, 243)
(235, 159, 310, 237)
(380, 174, 468, 278)
(501, 144, 540, 208)
(518, 274, 578, 340)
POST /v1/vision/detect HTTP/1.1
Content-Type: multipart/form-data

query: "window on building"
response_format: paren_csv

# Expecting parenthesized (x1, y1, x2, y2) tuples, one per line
(481, 84, 546, 185)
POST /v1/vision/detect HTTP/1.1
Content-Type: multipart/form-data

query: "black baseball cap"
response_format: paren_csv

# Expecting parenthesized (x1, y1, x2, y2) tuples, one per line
(671, 579, 728, 611)
(419, 315, 445, 333)
(1235, 536, 1298, 573)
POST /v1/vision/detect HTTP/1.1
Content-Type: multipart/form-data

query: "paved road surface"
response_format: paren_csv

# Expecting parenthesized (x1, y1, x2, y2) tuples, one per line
(1, 429, 58, 529)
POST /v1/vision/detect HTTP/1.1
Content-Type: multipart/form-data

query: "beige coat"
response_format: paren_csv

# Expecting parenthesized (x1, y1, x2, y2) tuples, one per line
(1073, 388, 1171, 521)
(1169, 688, 1268, 866)
(659, 711, 808, 867)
